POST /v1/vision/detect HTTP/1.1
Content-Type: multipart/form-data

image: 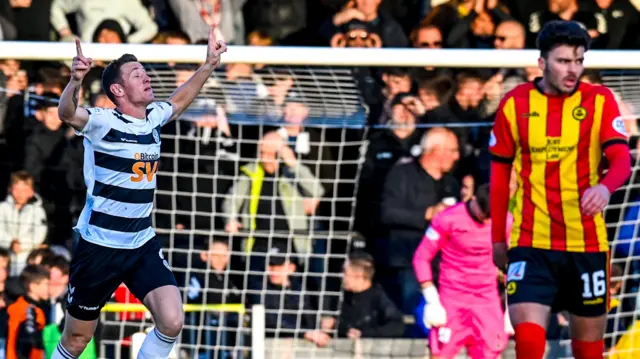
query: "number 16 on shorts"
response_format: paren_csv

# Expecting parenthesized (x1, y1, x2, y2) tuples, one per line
(581, 270, 606, 302)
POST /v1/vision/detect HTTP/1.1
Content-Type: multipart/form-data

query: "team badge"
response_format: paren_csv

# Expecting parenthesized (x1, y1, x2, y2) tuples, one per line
(572, 106, 587, 121)
(152, 128, 160, 143)
(507, 282, 517, 295)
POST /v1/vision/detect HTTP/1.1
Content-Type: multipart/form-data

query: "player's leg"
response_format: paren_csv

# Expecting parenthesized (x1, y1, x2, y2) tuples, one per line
(467, 301, 509, 359)
(506, 247, 559, 359)
(124, 238, 182, 359)
(429, 303, 473, 359)
(53, 237, 127, 358)
(566, 252, 610, 359)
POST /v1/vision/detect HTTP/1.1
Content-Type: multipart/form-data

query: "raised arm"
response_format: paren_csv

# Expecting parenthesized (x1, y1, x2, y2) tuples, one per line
(166, 27, 227, 122)
(58, 39, 92, 131)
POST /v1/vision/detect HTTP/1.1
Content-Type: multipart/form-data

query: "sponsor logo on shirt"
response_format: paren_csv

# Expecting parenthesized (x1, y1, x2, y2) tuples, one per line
(425, 227, 440, 241)
(507, 261, 526, 281)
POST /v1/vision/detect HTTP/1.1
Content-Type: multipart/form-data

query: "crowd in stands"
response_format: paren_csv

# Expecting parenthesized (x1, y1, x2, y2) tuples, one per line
(2, 0, 640, 357)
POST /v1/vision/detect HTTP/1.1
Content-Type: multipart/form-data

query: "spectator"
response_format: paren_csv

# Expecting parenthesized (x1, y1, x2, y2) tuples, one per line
(50, 0, 158, 43)
(166, 0, 246, 44)
(356, 93, 425, 241)
(0, 0, 52, 41)
(24, 94, 80, 246)
(447, 0, 511, 49)
(320, 0, 409, 47)
(275, 91, 336, 218)
(409, 23, 454, 80)
(262, 247, 330, 347)
(222, 131, 325, 276)
(493, 19, 526, 49)
(322, 252, 404, 339)
(244, 0, 306, 43)
(186, 239, 242, 305)
(527, 0, 603, 48)
(6, 265, 48, 359)
(375, 68, 413, 125)
(378, 127, 460, 314)
(330, 20, 384, 48)
(0, 171, 47, 274)
(593, 0, 639, 49)
(40, 255, 69, 325)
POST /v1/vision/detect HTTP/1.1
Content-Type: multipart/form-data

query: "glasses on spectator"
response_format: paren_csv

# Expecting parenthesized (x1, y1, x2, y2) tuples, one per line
(418, 41, 442, 48)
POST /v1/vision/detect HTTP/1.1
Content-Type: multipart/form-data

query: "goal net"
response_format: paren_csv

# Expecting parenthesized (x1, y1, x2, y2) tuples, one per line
(2, 42, 640, 359)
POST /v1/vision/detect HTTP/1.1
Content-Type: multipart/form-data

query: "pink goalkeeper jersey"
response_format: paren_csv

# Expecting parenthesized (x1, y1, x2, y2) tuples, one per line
(413, 203, 513, 303)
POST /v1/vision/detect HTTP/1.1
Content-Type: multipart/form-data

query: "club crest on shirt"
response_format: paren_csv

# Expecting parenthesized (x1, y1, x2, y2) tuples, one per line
(507, 282, 517, 295)
(152, 128, 160, 143)
(572, 106, 587, 121)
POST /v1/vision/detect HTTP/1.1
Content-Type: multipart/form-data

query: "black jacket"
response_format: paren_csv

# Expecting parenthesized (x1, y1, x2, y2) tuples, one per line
(337, 284, 404, 338)
(355, 128, 424, 238)
(263, 277, 316, 338)
(380, 160, 459, 267)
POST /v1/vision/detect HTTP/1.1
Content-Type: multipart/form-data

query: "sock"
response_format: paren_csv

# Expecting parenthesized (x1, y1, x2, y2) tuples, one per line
(137, 327, 178, 359)
(572, 339, 604, 359)
(52, 342, 77, 359)
(514, 322, 546, 359)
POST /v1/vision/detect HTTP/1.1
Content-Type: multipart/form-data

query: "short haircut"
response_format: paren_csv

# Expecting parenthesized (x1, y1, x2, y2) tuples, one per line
(418, 75, 455, 104)
(475, 183, 490, 215)
(0, 247, 10, 260)
(101, 53, 139, 104)
(536, 20, 590, 58)
(581, 69, 602, 84)
(9, 171, 33, 187)
(456, 70, 484, 87)
(27, 248, 54, 264)
(20, 265, 49, 290)
(383, 67, 411, 78)
(409, 22, 442, 45)
(42, 255, 70, 275)
(347, 251, 375, 280)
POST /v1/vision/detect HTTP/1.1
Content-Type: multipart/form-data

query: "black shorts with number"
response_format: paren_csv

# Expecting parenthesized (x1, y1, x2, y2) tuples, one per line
(67, 236, 178, 321)
(506, 247, 610, 317)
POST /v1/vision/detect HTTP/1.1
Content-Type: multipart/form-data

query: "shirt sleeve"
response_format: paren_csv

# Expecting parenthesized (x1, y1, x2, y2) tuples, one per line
(412, 214, 449, 284)
(150, 101, 175, 127)
(73, 108, 111, 142)
(599, 87, 628, 149)
(489, 96, 516, 163)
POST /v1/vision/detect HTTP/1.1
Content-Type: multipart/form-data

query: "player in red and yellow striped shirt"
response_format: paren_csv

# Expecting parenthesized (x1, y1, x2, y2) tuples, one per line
(490, 21, 631, 359)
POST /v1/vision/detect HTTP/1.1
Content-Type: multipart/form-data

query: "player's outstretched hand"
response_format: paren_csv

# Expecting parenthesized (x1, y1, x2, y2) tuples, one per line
(205, 27, 227, 68)
(72, 39, 93, 82)
(580, 184, 611, 217)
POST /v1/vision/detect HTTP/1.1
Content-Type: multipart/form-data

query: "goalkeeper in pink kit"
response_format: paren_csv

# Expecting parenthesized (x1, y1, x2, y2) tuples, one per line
(412, 184, 513, 359)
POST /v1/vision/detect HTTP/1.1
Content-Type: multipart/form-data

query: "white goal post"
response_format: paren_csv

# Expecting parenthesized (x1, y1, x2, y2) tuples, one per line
(5, 42, 640, 359)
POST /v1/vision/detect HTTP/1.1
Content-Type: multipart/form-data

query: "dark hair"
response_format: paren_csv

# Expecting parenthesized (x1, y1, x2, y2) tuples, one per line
(475, 183, 490, 216)
(9, 170, 33, 188)
(383, 67, 411, 78)
(581, 69, 602, 84)
(347, 251, 375, 280)
(0, 247, 10, 260)
(418, 75, 455, 105)
(20, 265, 49, 291)
(42, 255, 70, 275)
(26, 248, 54, 265)
(536, 20, 591, 58)
(101, 53, 138, 104)
(92, 19, 127, 43)
(456, 70, 484, 87)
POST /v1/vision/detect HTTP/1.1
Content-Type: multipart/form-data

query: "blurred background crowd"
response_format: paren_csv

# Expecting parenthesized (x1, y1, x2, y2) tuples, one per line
(2, 0, 640, 358)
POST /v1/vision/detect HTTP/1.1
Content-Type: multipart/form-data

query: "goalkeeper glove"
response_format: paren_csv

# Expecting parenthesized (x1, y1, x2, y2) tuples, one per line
(422, 286, 447, 328)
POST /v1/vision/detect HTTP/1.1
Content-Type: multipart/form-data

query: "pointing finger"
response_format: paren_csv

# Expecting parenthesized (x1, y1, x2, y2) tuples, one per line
(75, 38, 83, 57)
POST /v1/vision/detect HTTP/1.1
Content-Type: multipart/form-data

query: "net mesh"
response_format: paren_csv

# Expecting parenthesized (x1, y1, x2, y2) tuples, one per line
(5, 60, 640, 359)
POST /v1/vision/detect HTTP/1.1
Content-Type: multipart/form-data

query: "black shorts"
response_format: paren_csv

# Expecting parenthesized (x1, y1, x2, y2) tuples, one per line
(506, 247, 610, 317)
(67, 237, 178, 321)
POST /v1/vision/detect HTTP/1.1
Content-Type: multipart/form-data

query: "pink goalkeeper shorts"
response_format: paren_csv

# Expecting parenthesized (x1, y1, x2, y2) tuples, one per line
(429, 299, 508, 359)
